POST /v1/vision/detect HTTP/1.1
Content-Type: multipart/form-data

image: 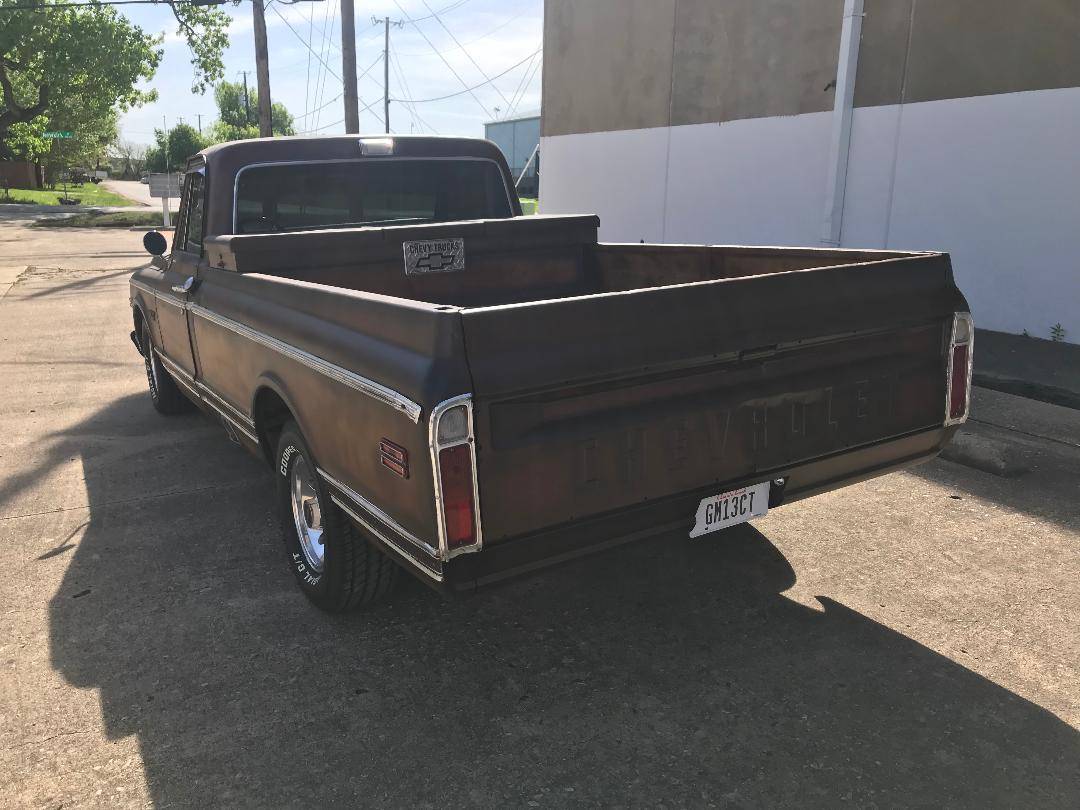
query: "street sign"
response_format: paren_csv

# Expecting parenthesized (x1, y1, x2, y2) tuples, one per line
(43, 131, 74, 139)
(147, 173, 182, 199)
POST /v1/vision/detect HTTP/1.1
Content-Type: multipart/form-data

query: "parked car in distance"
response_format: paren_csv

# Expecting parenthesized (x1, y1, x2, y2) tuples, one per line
(129, 135, 973, 612)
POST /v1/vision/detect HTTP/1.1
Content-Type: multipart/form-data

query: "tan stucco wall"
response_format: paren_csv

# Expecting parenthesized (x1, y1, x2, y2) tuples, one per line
(543, 0, 1080, 137)
(856, 0, 1080, 107)
(542, 0, 844, 137)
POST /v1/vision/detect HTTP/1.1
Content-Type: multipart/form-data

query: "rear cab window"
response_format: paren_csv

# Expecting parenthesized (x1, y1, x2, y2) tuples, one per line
(234, 159, 513, 234)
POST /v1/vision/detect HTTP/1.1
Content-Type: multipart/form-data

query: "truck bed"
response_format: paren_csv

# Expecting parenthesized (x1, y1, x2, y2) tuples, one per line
(202, 214, 965, 586)
(204, 215, 916, 307)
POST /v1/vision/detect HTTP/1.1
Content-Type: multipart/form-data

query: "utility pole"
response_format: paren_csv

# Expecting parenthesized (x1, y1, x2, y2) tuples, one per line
(197, 114, 202, 135)
(340, 0, 360, 133)
(372, 17, 404, 134)
(383, 17, 390, 134)
(251, 0, 273, 137)
(240, 71, 252, 124)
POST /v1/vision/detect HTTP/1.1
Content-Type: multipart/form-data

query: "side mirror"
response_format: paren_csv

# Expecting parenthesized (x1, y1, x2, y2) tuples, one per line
(143, 230, 168, 256)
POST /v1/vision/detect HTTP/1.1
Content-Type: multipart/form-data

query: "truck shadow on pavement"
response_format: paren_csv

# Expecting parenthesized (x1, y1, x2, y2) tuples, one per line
(44, 394, 1079, 808)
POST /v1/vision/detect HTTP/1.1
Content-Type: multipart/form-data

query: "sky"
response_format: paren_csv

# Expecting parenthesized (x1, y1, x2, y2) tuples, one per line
(117, 0, 543, 145)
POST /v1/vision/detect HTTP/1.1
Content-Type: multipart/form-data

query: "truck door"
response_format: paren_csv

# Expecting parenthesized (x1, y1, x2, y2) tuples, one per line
(155, 168, 205, 379)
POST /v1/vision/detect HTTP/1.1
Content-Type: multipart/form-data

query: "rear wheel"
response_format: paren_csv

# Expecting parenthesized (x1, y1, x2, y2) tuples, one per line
(275, 422, 399, 612)
(140, 321, 191, 415)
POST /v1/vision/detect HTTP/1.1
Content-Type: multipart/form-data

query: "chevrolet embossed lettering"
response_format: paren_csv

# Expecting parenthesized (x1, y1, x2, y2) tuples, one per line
(403, 238, 466, 275)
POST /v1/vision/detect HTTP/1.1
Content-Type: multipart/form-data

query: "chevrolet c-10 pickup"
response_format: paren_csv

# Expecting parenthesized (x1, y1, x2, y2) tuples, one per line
(129, 135, 973, 612)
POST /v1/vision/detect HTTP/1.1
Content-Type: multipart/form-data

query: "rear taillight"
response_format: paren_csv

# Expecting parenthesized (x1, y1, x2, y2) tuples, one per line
(945, 312, 974, 425)
(430, 396, 482, 558)
(438, 445, 476, 548)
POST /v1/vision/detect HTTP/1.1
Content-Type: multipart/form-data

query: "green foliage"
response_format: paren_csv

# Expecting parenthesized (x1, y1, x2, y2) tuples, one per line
(166, 2, 231, 94)
(144, 123, 207, 172)
(1, 0, 231, 161)
(167, 123, 205, 168)
(1, 184, 134, 207)
(32, 210, 159, 227)
(0, 2, 159, 158)
(206, 80, 295, 143)
(1050, 323, 1066, 342)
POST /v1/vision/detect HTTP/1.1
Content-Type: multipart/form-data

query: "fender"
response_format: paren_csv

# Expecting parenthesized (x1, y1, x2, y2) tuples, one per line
(250, 372, 311, 462)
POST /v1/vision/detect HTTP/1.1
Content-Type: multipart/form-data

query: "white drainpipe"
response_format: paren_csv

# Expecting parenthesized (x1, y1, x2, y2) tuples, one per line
(820, 0, 865, 247)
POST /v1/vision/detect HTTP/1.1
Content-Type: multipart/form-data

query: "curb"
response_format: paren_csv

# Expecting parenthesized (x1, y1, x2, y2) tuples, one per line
(940, 431, 1029, 478)
(972, 375, 1080, 412)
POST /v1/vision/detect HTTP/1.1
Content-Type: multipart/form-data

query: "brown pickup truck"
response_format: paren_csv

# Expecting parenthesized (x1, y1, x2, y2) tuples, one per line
(129, 135, 973, 612)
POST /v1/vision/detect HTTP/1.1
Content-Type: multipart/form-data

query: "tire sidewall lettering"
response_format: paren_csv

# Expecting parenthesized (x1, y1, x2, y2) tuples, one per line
(279, 444, 299, 478)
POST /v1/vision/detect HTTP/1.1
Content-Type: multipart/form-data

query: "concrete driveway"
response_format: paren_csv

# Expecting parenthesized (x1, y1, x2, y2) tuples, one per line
(103, 179, 180, 212)
(0, 220, 1077, 807)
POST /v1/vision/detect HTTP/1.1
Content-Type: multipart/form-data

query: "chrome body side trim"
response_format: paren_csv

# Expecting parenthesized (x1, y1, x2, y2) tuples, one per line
(188, 303, 422, 423)
(155, 349, 194, 385)
(428, 394, 484, 560)
(129, 278, 158, 299)
(155, 349, 258, 443)
(195, 380, 257, 430)
(156, 293, 187, 310)
(329, 495, 443, 583)
(231, 156, 515, 234)
(316, 468, 439, 560)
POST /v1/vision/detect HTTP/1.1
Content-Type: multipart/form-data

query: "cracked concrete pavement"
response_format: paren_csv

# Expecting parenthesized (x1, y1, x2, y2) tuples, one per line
(0, 216, 1077, 808)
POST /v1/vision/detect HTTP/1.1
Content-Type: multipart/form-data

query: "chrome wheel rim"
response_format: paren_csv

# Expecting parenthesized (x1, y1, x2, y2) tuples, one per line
(289, 454, 325, 573)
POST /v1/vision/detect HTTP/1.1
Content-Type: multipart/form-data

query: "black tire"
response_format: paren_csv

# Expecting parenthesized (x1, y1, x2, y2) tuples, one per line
(275, 422, 399, 612)
(140, 321, 191, 415)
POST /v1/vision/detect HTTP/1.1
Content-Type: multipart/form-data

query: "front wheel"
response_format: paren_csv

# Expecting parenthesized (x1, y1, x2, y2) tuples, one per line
(140, 322, 191, 415)
(275, 422, 399, 612)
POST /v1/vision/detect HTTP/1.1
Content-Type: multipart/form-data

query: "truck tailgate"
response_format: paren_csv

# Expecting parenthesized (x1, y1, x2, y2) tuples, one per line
(461, 255, 962, 542)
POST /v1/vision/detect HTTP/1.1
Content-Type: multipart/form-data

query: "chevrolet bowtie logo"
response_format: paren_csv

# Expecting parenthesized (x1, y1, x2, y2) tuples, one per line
(415, 251, 456, 271)
(402, 238, 466, 275)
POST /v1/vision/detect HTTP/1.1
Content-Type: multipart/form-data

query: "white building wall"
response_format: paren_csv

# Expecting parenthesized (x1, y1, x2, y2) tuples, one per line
(540, 86, 1080, 344)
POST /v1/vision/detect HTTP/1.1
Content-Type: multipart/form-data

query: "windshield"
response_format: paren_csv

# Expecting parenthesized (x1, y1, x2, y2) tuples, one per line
(234, 158, 513, 234)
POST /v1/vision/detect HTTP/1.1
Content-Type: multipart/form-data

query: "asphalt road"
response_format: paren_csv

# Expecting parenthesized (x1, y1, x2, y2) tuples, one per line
(0, 220, 1077, 808)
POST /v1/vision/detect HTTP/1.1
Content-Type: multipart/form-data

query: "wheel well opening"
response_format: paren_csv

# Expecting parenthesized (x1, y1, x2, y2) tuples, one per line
(252, 388, 294, 467)
(132, 307, 149, 356)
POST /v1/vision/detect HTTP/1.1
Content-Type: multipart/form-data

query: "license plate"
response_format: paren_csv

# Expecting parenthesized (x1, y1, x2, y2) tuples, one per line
(689, 481, 770, 538)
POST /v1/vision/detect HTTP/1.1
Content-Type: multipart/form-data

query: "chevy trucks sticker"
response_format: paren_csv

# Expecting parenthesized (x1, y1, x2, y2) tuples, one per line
(402, 238, 466, 275)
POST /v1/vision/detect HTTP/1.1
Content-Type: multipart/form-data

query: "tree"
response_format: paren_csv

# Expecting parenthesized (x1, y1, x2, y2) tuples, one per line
(206, 80, 295, 143)
(144, 124, 206, 173)
(0, 1, 231, 158)
(166, 123, 205, 169)
(110, 138, 148, 180)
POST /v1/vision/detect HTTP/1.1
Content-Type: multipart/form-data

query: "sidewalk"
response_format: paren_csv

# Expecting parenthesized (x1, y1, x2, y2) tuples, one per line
(974, 329, 1080, 410)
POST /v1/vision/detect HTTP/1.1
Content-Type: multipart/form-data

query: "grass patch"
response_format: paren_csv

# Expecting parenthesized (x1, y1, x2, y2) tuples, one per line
(520, 197, 538, 215)
(0, 185, 136, 208)
(31, 210, 164, 229)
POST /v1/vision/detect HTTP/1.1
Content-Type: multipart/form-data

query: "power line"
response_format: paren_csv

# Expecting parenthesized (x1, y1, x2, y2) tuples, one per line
(506, 49, 543, 119)
(312, 0, 336, 131)
(393, 9, 530, 58)
(417, 0, 512, 109)
(504, 50, 539, 118)
(293, 54, 380, 121)
(391, 0, 491, 118)
(305, 96, 381, 134)
(387, 42, 440, 135)
(0, 0, 165, 9)
(391, 48, 541, 105)
(401, 0, 471, 24)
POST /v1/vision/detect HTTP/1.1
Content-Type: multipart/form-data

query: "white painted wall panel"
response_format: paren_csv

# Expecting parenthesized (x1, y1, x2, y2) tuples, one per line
(539, 128, 669, 242)
(881, 88, 1080, 341)
(663, 113, 833, 245)
(839, 103, 901, 248)
(540, 87, 1080, 342)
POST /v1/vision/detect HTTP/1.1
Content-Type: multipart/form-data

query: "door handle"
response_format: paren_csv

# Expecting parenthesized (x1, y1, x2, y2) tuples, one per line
(171, 276, 197, 294)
